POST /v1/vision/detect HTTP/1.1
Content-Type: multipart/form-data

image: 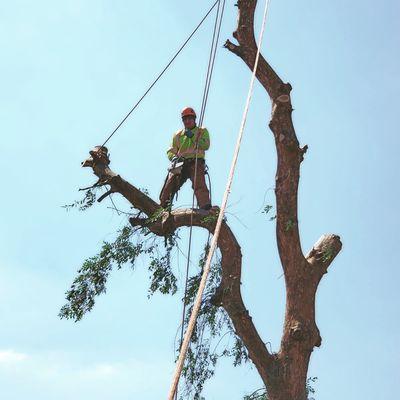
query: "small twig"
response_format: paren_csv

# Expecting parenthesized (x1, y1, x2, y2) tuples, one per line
(175, 241, 196, 268)
(226, 195, 244, 210)
(211, 330, 231, 354)
(109, 194, 121, 215)
(78, 180, 107, 191)
(255, 186, 275, 213)
(224, 211, 249, 229)
(106, 207, 134, 216)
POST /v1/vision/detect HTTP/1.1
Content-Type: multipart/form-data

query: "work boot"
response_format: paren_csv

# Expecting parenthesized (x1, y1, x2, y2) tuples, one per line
(197, 203, 216, 216)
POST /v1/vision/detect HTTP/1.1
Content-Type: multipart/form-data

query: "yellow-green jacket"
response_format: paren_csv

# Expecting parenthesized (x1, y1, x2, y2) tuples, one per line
(167, 126, 210, 161)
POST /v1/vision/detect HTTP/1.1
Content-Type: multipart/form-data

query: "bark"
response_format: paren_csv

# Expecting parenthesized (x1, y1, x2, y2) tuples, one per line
(81, 1, 342, 398)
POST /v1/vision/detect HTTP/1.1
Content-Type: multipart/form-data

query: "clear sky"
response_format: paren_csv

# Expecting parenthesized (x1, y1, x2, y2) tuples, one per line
(0, 0, 399, 399)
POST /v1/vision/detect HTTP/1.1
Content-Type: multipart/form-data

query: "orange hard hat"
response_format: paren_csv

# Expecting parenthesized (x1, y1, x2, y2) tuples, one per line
(181, 107, 196, 118)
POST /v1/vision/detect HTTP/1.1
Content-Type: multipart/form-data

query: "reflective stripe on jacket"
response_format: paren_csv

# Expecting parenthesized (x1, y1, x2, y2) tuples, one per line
(167, 127, 210, 161)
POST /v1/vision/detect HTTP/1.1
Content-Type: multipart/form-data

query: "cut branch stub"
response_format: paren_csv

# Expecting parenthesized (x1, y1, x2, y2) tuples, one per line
(82, 145, 110, 167)
(82, 147, 159, 217)
(306, 234, 343, 272)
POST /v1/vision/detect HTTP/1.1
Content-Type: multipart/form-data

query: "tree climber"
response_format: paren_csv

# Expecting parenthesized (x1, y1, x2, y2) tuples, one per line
(160, 107, 212, 211)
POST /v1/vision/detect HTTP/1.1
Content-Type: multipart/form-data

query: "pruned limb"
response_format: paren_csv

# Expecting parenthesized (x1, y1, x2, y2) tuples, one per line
(224, 39, 242, 56)
(306, 234, 342, 272)
(97, 189, 115, 203)
(82, 147, 159, 217)
(78, 179, 106, 191)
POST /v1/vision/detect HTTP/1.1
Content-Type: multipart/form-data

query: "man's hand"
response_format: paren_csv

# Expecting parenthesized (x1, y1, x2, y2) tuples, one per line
(184, 128, 194, 138)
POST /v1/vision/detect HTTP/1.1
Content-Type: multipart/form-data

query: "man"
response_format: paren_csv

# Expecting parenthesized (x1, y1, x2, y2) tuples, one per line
(160, 107, 212, 210)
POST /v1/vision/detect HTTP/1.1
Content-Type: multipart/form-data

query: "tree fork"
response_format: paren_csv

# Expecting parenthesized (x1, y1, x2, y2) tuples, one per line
(80, 1, 342, 397)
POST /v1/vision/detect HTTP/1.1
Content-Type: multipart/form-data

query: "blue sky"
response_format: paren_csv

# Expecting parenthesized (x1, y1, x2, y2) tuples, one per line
(0, 0, 399, 399)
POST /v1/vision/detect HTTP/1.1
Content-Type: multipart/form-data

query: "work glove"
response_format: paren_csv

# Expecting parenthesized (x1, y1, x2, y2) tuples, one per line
(184, 128, 194, 138)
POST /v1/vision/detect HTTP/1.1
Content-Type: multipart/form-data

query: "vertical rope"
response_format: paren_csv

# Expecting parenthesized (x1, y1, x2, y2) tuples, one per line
(167, 0, 271, 398)
(174, 2, 225, 399)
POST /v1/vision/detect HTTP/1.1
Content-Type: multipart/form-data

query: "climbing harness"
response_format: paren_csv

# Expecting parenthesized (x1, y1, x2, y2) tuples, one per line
(168, 159, 185, 176)
(168, 0, 271, 398)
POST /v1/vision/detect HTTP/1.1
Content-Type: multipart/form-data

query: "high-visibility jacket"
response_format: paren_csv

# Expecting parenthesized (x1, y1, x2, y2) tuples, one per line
(167, 126, 210, 161)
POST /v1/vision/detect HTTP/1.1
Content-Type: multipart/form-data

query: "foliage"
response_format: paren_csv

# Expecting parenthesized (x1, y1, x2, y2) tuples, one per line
(59, 225, 177, 322)
(60, 226, 251, 396)
(262, 204, 276, 221)
(178, 245, 249, 400)
(243, 377, 317, 400)
(148, 234, 177, 297)
(244, 388, 269, 400)
(262, 205, 273, 215)
(62, 188, 98, 211)
(306, 376, 318, 400)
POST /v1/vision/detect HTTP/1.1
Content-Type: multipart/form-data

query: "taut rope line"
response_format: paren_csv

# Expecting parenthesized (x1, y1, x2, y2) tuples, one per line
(100, 0, 220, 149)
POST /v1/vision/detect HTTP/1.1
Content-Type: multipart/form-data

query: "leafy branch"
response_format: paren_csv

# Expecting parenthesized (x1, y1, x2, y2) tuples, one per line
(179, 246, 249, 399)
(62, 188, 98, 212)
(59, 225, 175, 322)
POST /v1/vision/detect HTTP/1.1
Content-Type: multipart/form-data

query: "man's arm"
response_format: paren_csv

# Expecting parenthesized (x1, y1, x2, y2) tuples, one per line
(167, 131, 180, 161)
(197, 128, 210, 151)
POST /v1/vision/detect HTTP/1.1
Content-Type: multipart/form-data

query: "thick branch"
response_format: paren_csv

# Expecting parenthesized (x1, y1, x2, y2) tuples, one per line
(82, 149, 159, 217)
(225, 0, 285, 100)
(227, 0, 304, 273)
(82, 150, 275, 378)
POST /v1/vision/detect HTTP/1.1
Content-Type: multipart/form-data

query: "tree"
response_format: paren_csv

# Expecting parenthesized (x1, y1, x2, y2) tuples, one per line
(60, 1, 342, 399)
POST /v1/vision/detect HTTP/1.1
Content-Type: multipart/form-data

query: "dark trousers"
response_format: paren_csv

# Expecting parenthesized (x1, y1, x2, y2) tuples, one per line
(160, 159, 210, 208)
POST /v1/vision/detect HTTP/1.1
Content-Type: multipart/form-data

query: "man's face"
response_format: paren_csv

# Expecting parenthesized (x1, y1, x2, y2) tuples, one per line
(182, 115, 196, 130)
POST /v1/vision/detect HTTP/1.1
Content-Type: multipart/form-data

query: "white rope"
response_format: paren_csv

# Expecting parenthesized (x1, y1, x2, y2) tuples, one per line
(167, 0, 271, 398)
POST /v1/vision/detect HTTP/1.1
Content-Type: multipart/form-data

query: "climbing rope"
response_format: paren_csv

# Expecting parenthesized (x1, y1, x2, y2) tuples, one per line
(175, 1, 225, 399)
(99, 0, 220, 149)
(168, 0, 271, 398)
(198, 0, 226, 127)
